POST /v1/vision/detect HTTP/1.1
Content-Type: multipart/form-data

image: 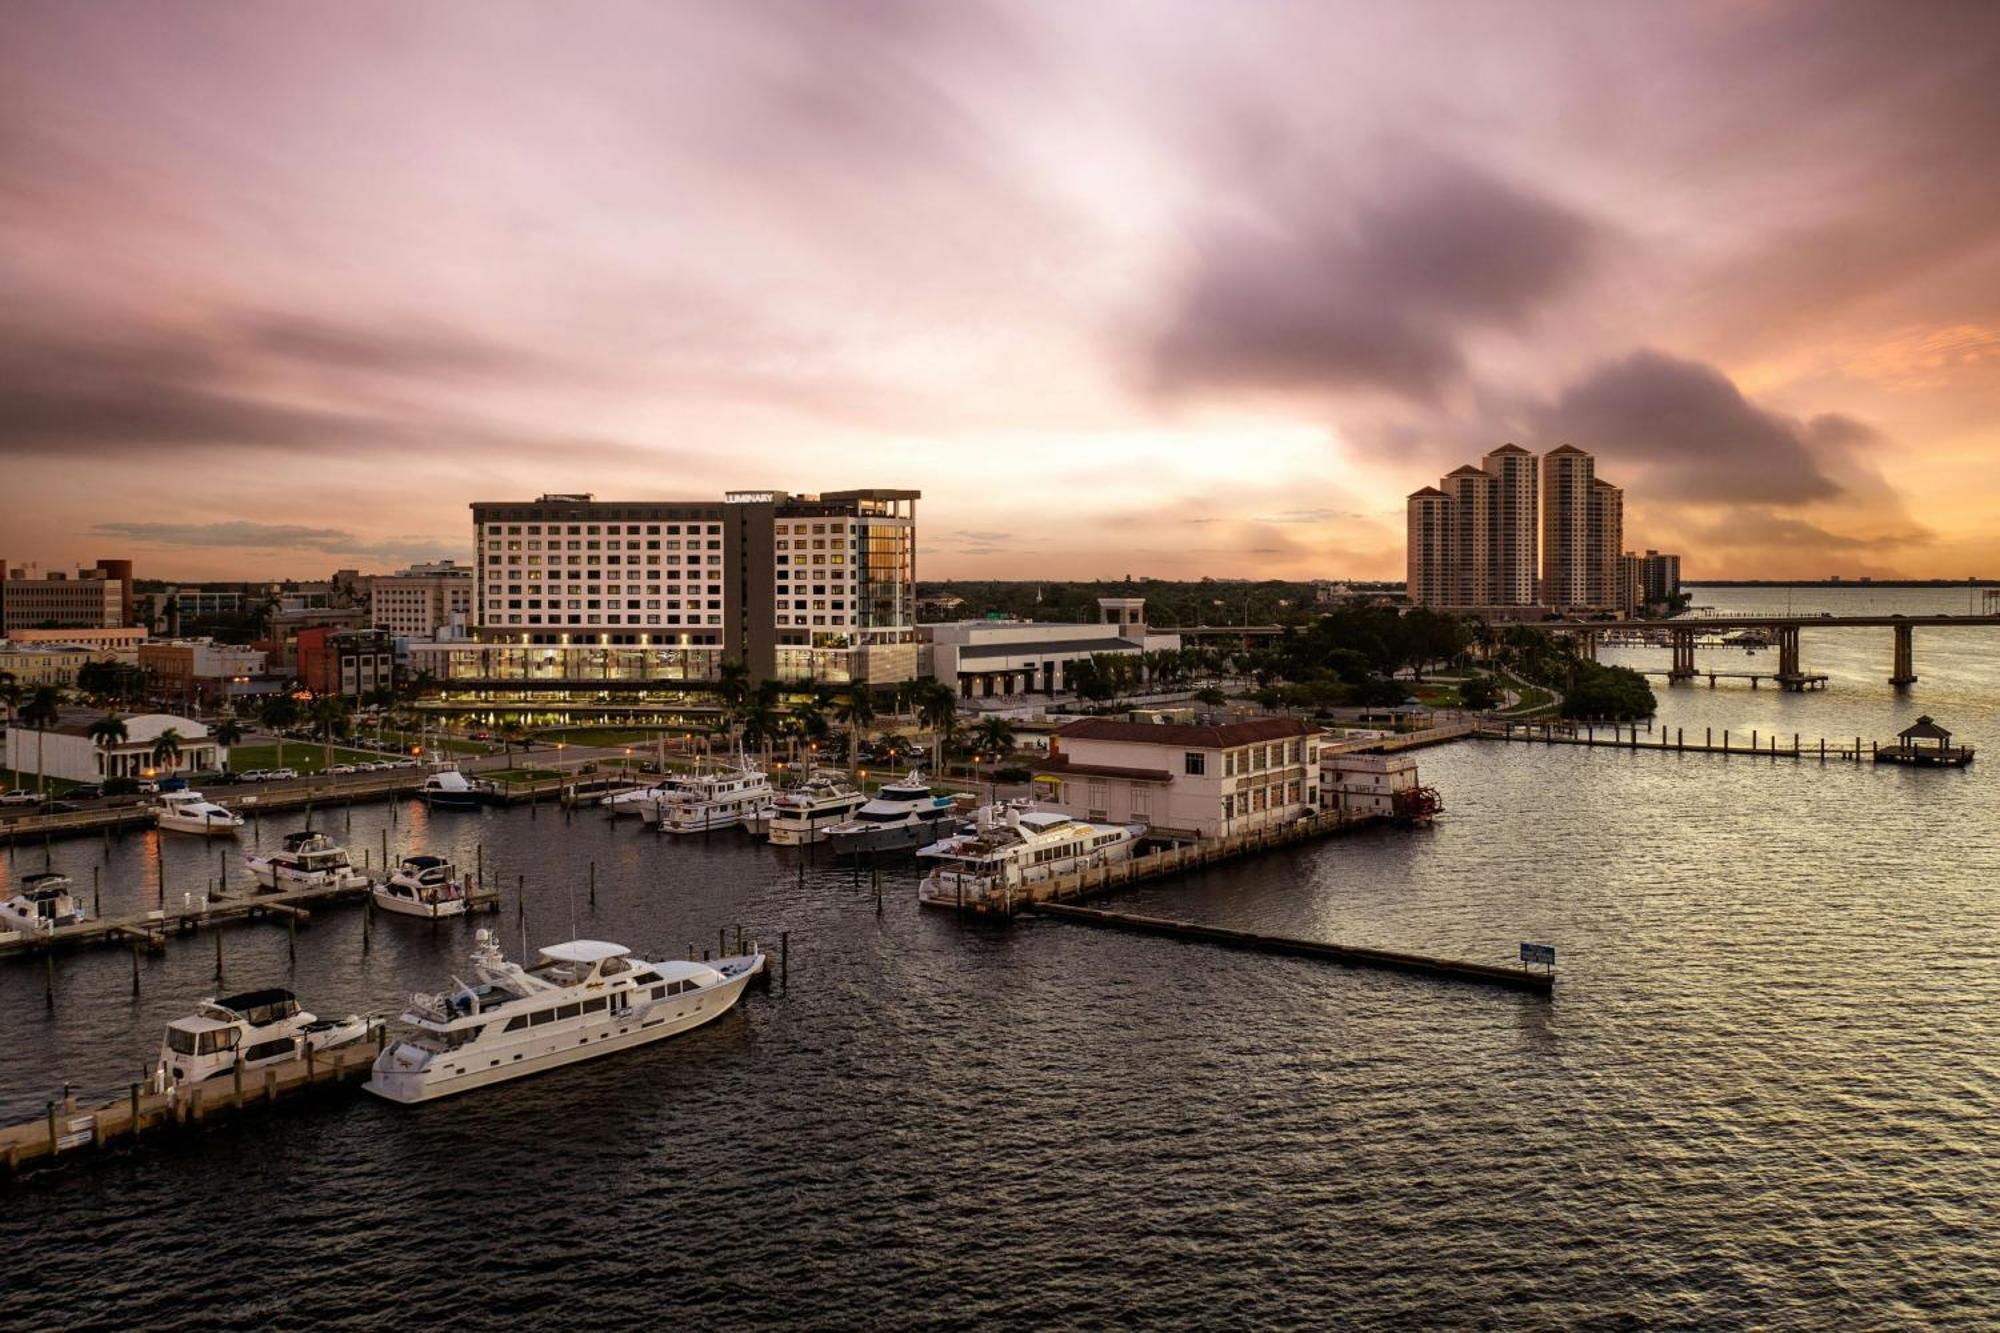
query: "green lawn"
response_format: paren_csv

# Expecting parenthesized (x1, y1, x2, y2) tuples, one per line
(226, 744, 390, 775)
(531, 726, 687, 748)
(0, 768, 81, 794)
(370, 728, 494, 756)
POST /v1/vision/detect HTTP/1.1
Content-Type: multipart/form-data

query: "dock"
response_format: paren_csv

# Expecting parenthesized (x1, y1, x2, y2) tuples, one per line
(1638, 668, 1829, 690)
(0, 771, 425, 844)
(0, 1036, 385, 1182)
(1476, 721, 1884, 762)
(1028, 903, 1552, 995)
(0, 880, 502, 960)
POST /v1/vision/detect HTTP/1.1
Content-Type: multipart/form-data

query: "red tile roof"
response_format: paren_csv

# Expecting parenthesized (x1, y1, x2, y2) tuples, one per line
(1053, 716, 1320, 748)
(1033, 755, 1174, 783)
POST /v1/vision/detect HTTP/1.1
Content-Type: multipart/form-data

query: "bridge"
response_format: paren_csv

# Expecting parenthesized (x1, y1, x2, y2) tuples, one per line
(1543, 614, 2000, 691)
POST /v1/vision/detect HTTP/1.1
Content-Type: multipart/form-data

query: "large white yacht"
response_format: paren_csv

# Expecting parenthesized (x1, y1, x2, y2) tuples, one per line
(365, 930, 764, 1104)
(657, 761, 775, 835)
(154, 790, 245, 836)
(372, 854, 469, 919)
(917, 807, 1145, 908)
(0, 871, 86, 935)
(822, 771, 968, 854)
(766, 773, 867, 845)
(420, 766, 485, 809)
(598, 777, 688, 819)
(157, 988, 369, 1086)
(243, 830, 369, 892)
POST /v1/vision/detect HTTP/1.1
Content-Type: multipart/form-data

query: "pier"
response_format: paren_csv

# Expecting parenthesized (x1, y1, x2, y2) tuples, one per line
(1029, 903, 1552, 994)
(1548, 612, 2000, 690)
(0, 1035, 385, 1182)
(1637, 668, 1828, 690)
(1476, 720, 1886, 761)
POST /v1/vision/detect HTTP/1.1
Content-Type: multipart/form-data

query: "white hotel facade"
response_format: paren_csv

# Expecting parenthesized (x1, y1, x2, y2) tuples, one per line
(407, 490, 920, 711)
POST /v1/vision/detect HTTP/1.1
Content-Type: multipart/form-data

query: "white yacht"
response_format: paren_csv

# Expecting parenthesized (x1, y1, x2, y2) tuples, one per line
(0, 871, 86, 935)
(918, 807, 1145, 908)
(420, 766, 485, 809)
(243, 830, 369, 892)
(154, 790, 245, 836)
(157, 988, 369, 1087)
(822, 771, 968, 854)
(373, 854, 469, 919)
(657, 761, 775, 835)
(598, 777, 689, 820)
(365, 930, 764, 1104)
(767, 773, 867, 845)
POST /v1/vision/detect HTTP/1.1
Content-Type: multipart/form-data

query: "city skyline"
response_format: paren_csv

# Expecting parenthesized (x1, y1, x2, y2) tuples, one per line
(5, 2, 1999, 581)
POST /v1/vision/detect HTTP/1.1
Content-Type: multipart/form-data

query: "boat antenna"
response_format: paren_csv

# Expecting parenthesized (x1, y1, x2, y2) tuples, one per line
(568, 873, 578, 939)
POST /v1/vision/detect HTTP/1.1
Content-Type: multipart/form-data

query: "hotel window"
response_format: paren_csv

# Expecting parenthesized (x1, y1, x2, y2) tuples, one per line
(1184, 752, 1206, 776)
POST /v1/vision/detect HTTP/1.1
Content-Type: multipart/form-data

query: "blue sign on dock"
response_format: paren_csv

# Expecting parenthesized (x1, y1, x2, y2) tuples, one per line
(1519, 942, 1556, 967)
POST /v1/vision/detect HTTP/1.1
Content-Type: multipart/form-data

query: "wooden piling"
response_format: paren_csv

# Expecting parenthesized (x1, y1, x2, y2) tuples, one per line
(780, 931, 788, 988)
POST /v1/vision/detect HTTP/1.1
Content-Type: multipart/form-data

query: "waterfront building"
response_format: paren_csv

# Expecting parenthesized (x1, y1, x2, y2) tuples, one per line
(0, 560, 130, 632)
(138, 639, 269, 708)
(369, 563, 474, 640)
(922, 598, 1181, 701)
(1483, 445, 1541, 607)
(1441, 465, 1494, 606)
(1405, 487, 1455, 607)
(296, 627, 395, 698)
(1320, 752, 1422, 819)
(1639, 550, 1682, 605)
(1539, 445, 1596, 609)
(1032, 716, 1322, 839)
(2, 712, 223, 784)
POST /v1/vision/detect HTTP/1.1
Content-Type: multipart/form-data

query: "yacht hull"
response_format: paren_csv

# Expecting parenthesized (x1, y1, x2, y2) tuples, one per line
(156, 815, 244, 837)
(364, 958, 761, 1104)
(370, 888, 469, 919)
(827, 814, 957, 855)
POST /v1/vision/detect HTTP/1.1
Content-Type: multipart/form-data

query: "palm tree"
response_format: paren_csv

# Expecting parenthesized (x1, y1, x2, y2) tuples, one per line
(209, 715, 243, 771)
(715, 658, 751, 711)
(87, 713, 128, 782)
(740, 694, 781, 763)
(18, 685, 61, 797)
(150, 727, 186, 774)
(497, 720, 531, 762)
(975, 716, 1016, 761)
(830, 688, 875, 775)
(914, 679, 958, 774)
(258, 693, 300, 769)
(309, 696, 350, 770)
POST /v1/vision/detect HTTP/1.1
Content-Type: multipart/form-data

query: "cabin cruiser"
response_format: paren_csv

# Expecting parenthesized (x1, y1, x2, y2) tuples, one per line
(420, 766, 485, 809)
(822, 771, 969, 854)
(365, 929, 764, 1104)
(157, 988, 369, 1087)
(373, 855, 469, 919)
(657, 761, 775, 835)
(243, 830, 369, 892)
(0, 871, 86, 935)
(918, 808, 1145, 908)
(154, 790, 245, 836)
(766, 773, 867, 845)
(598, 777, 689, 820)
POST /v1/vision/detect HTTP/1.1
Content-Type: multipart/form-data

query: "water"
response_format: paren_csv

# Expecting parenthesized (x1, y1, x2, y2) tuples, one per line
(0, 585, 1995, 1328)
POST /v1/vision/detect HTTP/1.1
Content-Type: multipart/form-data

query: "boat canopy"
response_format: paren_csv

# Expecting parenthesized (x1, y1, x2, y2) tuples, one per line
(400, 855, 449, 870)
(20, 871, 72, 890)
(538, 940, 631, 964)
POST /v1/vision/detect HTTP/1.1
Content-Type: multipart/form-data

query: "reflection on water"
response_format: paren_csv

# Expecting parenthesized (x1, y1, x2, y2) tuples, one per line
(0, 585, 1994, 1327)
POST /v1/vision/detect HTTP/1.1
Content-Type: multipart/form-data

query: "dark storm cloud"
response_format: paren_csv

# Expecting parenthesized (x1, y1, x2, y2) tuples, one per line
(1532, 350, 1843, 505)
(1152, 153, 1601, 402)
(1686, 509, 1930, 554)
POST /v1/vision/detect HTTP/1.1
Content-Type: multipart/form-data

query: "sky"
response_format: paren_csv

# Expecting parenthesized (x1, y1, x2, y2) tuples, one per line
(3, 0, 1999, 582)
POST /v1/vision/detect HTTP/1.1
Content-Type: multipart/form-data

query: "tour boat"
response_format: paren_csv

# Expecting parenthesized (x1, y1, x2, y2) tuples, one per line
(365, 930, 764, 1104)
(917, 807, 1145, 908)
(822, 771, 969, 854)
(420, 766, 485, 809)
(242, 830, 370, 892)
(766, 773, 867, 845)
(0, 871, 86, 935)
(598, 777, 688, 820)
(154, 790, 245, 836)
(156, 988, 369, 1087)
(373, 854, 470, 919)
(657, 761, 775, 835)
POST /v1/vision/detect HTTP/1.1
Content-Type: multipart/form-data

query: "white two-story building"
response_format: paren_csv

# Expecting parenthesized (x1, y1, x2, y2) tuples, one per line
(1033, 716, 1322, 840)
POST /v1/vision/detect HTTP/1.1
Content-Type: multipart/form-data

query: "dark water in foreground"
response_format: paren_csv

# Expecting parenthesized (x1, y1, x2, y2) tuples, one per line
(0, 586, 1995, 1329)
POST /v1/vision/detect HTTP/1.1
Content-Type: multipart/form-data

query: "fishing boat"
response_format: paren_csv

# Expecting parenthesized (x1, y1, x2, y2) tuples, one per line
(0, 871, 86, 935)
(917, 807, 1144, 908)
(656, 760, 775, 835)
(242, 830, 370, 892)
(154, 790, 245, 836)
(420, 766, 485, 809)
(365, 930, 764, 1104)
(766, 772, 867, 845)
(156, 988, 369, 1087)
(372, 855, 470, 919)
(822, 770, 969, 854)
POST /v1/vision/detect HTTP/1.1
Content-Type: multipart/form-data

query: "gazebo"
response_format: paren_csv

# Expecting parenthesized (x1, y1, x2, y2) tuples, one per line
(1877, 715, 1973, 767)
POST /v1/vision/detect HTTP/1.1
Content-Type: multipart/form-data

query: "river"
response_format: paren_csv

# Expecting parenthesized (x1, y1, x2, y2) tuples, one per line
(0, 584, 1993, 1327)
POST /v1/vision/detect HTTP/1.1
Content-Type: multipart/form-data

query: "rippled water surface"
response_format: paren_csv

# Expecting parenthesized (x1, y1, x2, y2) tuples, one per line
(1, 586, 1995, 1328)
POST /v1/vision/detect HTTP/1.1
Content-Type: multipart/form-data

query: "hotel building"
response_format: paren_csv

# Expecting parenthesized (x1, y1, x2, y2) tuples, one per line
(407, 489, 919, 711)
(369, 561, 475, 639)
(0, 560, 131, 633)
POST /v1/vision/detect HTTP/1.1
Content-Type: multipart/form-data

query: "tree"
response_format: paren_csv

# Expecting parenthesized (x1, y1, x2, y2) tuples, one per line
(210, 716, 244, 749)
(715, 658, 751, 711)
(830, 688, 875, 775)
(1194, 686, 1227, 707)
(0, 670, 19, 725)
(150, 727, 186, 773)
(87, 712, 128, 781)
(974, 716, 1016, 760)
(309, 696, 351, 769)
(258, 693, 300, 770)
(497, 720, 531, 762)
(1458, 675, 1501, 712)
(18, 685, 61, 797)
(741, 683, 783, 762)
(914, 679, 958, 773)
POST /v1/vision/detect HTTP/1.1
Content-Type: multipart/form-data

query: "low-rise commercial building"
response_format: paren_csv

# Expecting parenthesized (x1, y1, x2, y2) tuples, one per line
(370, 562, 475, 639)
(139, 639, 268, 707)
(1033, 715, 1322, 839)
(0, 644, 98, 688)
(0, 561, 130, 632)
(922, 599, 1182, 700)
(297, 628, 395, 698)
(3, 712, 223, 784)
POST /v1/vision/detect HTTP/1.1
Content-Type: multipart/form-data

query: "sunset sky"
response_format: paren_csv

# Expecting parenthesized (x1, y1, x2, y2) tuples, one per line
(4, 1, 1998, 582)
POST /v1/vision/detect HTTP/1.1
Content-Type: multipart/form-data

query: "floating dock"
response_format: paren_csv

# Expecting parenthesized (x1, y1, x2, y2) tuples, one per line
(1029, 903, 1553, 995)
(0, 1035, 385, 1182)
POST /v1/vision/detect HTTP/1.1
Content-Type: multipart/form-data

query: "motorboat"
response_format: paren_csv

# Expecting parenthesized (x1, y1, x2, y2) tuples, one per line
(154, 790, 245, 836)
(373, 855, 470, 919)
(822, 771, 970, 854)
(598, 777, 689, 820)
(420, 766, 485, 809)
(365, 930, 764, 1104)
(0, 871, 86, 935)
(766, 773, 867, 845)
(657, 761, 775, 835)
(917, 807, 1144, 908)
(157, 988, 369, 1087)
(242, 830, 369, 892)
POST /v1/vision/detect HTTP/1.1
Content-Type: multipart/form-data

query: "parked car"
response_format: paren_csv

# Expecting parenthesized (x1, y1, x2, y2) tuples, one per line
(269, 767, 300, 781)
(158, 776, 190, 793)
(66, 784, 103, 801)
(0, 789, 40, 806)
(329, 764, 357, 775)
(134, 779, 160, 794)
(235, 769, 269, 783)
